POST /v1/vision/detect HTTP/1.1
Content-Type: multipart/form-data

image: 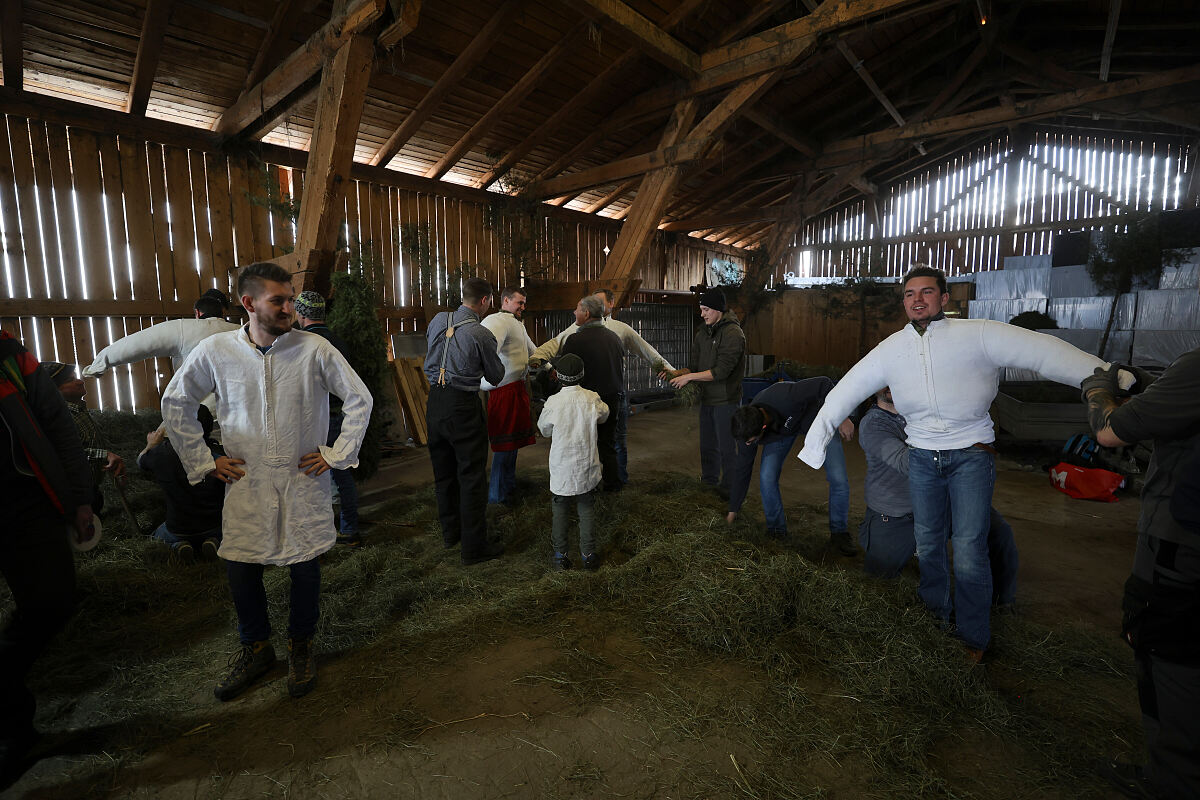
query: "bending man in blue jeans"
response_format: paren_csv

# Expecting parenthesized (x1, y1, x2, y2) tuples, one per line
(799, 265, 1129, 661)
(727, 377, 856, 553)
(858, 387, 1018, 606)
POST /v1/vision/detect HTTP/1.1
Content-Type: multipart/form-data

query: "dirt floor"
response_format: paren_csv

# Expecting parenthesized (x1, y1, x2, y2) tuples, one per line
(4, 405, 1146, 799)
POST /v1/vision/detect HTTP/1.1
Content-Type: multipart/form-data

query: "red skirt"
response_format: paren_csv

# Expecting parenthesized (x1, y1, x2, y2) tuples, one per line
(486, 380, 536, 452)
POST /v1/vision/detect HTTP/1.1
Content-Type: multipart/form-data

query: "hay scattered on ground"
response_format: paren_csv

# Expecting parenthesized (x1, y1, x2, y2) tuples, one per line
(12, 412, 1140, 798)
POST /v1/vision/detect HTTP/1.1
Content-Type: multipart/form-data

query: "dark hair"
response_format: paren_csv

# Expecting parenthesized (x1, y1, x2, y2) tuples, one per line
(193, 296, 225, 318)
(901, 265, 947, 295)
(462, 277, 493, 305)
(237, 262, 293, 300)
(594, 288, 614, 303)
(731, 405, 767, 440)
(500, 285, 526, 301)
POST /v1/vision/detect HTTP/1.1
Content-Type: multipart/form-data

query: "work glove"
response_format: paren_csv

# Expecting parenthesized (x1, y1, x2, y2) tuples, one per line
(1080, 364, 1119, 403)
(1112, 364, 1159, 395)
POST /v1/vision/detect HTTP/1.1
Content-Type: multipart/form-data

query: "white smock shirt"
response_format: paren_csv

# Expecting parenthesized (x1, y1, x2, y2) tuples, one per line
(480, 311, 535, 390)
(161, 327, 372, 565)
(537, 384, 610, 496)
(531, 316, 675, 371)
(799, 318, 1122, 468)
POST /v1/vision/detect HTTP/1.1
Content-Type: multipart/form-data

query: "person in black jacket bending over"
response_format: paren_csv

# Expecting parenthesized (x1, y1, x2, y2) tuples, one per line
(727, 377, 856, 553)
(0, 331, 93, 790)
(1083, 349, 1200, 800)
(560, 295, 626, 491)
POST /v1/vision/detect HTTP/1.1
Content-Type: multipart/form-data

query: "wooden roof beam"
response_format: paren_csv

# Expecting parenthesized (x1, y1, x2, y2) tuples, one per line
(425, 20, 588, 180)
(125, 0, 173, 115)
(1099, 0, 1121, 82)
(214, 0, 386, 138)
(243, 0, 304, 92)
(371, 0, 520, 167)
(818, 62, 1200, 164)
(660, 207, 784, 232)
(378, 0, 421, 47)
(1, 0, 21, 91)
(585, 178, 639, 214)
(477, 0, 710, 190)
(570, 0, 700, 77)
(744, 108, 818, 157)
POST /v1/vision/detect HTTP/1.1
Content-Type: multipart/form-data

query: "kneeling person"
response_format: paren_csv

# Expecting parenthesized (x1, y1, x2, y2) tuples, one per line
(162, 262, 372, 702)
(859, 387, 1018, 607)
(137, 410, 225, 561)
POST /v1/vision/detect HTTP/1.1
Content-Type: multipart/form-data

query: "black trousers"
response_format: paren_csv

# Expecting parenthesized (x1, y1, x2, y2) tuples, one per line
(0, 487, 76, 737)
(1129, 534, 1200, 800)
(427, 386, 490, 557)
(598, 394, 620, 490)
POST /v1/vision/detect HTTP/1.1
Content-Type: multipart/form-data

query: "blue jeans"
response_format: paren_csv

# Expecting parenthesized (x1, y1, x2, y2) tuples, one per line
(327, 413, 358, 533)
(488, 449, 518, 504)
(987, 508, 1019, 606)
(758, 435, 849, 534)
(909, 446, 995, 650)
(225, 558, 321, 644)
(859, 509, 916, 578)
(152, 522, 221, 549)
(614, 393, 629, 484)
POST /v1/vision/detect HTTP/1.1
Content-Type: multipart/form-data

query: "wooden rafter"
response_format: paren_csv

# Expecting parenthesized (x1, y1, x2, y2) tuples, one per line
(1099, 0, 1121, 82)
(125, 0, 173, 116)
(744, 109, 817, 157)
(214, 0, 386, 138)
(668, 142, 788, 218)
(370, 0, 520, 168)
(1, 0, 20, 91)
(660, 206, 784, 232)
(377, 0, 421, 47)
(817, 63, 1200, 166)
(425, 20, 588, 181)
(585, 178, 639, 214)
(572, 0, 700, 77)
(244, 0, 304, 92)
(477, 0, 709, 190)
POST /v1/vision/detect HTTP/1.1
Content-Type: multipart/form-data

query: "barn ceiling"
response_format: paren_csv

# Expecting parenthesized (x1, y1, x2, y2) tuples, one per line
(2, 0, 1199, 248)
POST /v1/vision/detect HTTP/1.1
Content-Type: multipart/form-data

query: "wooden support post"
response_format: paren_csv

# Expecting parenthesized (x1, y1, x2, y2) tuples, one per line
(293, 32, 375, 292)
(1, 0, 20, 91)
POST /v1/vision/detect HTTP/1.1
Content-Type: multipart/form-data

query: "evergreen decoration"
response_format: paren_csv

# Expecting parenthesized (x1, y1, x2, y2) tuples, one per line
(1009, 310, 1058, 330)
(1086, 212, 1185, 357)
(815, 277, 899, 359)
(327, 243, 392, 482)
(482, 174, 569, 284)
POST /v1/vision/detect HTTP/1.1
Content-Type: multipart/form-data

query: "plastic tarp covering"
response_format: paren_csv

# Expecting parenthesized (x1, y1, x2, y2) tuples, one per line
(1036, 328, 1134, 362)
(1159, 262, 1200, 290)
(974, 267, 1051, 300)
(1047, 295, 1137, 329)
(1050, 264, 1098, 297)
(1132, 331, 1200, 366)
(1002, 254, 1052, 270)
(968, 298, 1047, 321)
(1132, 290, 1200, 331)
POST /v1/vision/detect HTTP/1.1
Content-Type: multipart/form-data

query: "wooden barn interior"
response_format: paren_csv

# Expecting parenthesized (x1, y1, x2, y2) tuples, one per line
(2, 0, 1200, 797)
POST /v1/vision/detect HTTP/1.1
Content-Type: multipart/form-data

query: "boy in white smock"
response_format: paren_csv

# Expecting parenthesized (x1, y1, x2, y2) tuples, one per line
(537, 353, 609, 570)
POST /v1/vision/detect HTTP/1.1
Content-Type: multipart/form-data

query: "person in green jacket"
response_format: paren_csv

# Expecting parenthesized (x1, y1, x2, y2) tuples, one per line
(661, 289, 746, 498)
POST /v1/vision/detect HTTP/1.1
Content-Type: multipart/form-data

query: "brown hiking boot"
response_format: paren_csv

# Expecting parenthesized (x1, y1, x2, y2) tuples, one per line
(287, 637, 317, 698)
(214, 640, 275, 701)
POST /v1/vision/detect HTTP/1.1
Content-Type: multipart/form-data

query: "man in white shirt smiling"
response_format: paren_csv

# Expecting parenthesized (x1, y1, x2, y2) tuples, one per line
(480, 286, 537, 506)
(162, 262, 371, 701)
(799, 265, 1127, 662)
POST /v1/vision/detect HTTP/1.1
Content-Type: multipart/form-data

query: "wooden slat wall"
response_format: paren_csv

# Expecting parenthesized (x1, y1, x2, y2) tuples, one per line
(0, 113, 726, 410)
(796, 133, 1196, 280)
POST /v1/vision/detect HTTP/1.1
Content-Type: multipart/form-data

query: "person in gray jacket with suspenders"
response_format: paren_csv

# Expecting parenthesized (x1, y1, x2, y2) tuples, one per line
(424, 277, 507, 565)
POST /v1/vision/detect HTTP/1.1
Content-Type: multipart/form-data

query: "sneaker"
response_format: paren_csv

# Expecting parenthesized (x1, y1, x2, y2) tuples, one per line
(552, 552, 572, 570)
(765, 528, 788, 541)
(201, 538, 220, 560)
(214, 640, 275, 701)
(964, 647, 985, 666)
(172, 541, 195, 564)
(336, 532, 362, 547)
(993, 601, 1018, 616)
(582, 553, 601, 571)
(462, 540, 505, 566)
(287, 637, 317, 698)
(830, 530, 858, 556)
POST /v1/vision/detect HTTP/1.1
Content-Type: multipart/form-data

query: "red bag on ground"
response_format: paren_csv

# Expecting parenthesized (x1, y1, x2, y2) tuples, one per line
(1048, 461, 1126, 502)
